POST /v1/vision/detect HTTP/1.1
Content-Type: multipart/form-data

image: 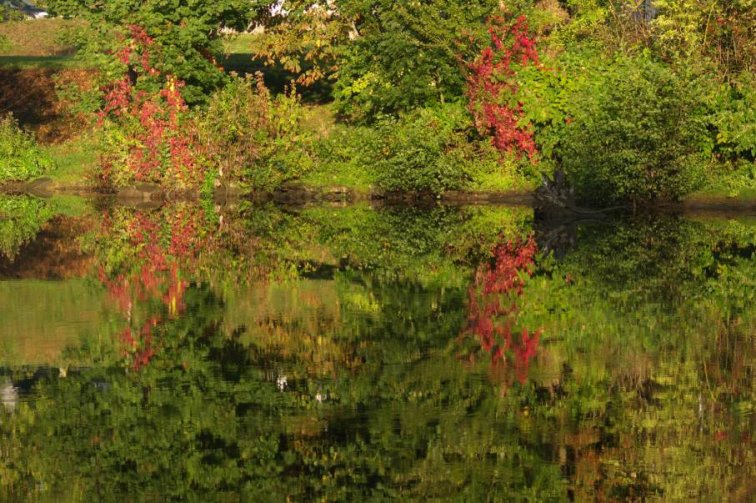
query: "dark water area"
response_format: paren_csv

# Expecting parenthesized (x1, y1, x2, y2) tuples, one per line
(0, 195, 753, 501)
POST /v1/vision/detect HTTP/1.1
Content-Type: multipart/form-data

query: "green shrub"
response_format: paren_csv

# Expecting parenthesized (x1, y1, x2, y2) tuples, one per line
(372, 103, 496, 194)
(0, 115, 54, 182)
(0, 34, 10, 53)
(307, 124, 382, 189)
(559, 56, 709, 205)
(197, 76, 313, 191)
(709, 72, 756, 161)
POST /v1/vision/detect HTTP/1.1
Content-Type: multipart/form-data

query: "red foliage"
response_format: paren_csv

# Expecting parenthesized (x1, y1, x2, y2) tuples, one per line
(466, 235, 542, 384)
(466, 15, 539, 159)
(99, 26, 201, 188)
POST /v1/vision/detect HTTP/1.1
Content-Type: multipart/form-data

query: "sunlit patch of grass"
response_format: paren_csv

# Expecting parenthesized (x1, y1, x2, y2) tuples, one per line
(468, 169, 536, 193)
(0, 19, 83, 69)
(298, 163, 376, 191)
(686, 188, 756, 204)
(222, 32, 260, 55)
(0, 18, 80, 57)
(43, 135, 98, 185)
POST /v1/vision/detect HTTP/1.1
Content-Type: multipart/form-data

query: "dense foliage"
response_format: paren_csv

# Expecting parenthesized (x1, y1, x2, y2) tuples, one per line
(372, 104, 494, 193)
(198, 75, 313, 191)
(559, 56, 709, 204)
(0, 115, 53, 182)
(45, 0, 251, 103)
(5, 0, 755, 198)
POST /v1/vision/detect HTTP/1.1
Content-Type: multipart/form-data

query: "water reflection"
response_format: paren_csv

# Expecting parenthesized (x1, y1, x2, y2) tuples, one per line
(0, 196, 753, 500)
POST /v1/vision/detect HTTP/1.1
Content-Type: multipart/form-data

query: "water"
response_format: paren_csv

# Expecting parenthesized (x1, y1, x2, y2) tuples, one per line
(0, 195, 753, 501)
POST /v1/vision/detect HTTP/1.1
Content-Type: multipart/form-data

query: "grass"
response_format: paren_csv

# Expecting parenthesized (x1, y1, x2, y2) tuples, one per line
(222, 32, 259, 55)
(0, 19, 79, 56)
(0, 54, 76, 68)
(468, 169, 537, 193)
(299, 163, 376, 191)
(685, 187, 756, 204)
(0, 19, 81, 69)
(43, 135, 98, 185)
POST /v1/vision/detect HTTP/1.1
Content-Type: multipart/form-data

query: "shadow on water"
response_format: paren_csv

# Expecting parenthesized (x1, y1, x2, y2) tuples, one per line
(0, 195, 753, 500)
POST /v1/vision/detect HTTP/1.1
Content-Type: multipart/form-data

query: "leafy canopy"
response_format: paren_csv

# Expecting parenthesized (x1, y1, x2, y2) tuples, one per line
(45, 0, 257, 102)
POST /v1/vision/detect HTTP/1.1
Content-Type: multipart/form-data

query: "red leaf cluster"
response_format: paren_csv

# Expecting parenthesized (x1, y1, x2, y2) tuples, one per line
(466, 15, 539, 159)
(97, 207, 209, 371)
(99, 26, 201, 189)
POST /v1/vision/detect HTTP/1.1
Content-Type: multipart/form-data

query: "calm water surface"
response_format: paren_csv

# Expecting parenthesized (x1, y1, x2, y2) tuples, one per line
(0, 195, 753, 501)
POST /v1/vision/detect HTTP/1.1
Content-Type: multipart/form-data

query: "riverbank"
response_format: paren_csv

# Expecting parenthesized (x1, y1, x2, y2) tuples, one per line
(3, 176, 756, 214)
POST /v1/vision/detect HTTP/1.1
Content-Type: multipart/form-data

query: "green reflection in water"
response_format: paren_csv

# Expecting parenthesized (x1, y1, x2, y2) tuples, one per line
(0, 199, 752, 501)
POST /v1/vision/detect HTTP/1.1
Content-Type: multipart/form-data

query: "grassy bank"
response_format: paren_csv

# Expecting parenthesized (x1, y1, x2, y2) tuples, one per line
(42, 135, 97, 186)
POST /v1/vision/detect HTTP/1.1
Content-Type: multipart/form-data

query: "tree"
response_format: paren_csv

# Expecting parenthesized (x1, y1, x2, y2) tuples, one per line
(45, 0, 256, 103)
(257, 0, 510, 122)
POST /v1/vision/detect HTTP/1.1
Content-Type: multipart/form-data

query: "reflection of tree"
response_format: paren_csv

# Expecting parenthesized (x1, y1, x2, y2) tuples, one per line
(561, 215, 756, 308)
(513, 216, 755, 500)
(464, 235, 542, 386)
(90, 205, 209, 370)
(0, 205, 753, 500)
(0, 196, 55, 261)
(0, 286, 296, 498)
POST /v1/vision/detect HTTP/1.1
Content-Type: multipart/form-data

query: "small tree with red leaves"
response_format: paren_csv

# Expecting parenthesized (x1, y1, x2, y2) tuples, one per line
(466, 15, 540, 160)
(98, 25, 203, 190)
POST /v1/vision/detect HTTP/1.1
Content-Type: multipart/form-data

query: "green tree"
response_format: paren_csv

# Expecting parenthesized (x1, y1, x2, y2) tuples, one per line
(45, 0, 255, 103)
(258, 0, 512, 122)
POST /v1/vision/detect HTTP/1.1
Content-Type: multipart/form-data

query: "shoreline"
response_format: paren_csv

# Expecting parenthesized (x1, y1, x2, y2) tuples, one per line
(1, 178, 755, 213)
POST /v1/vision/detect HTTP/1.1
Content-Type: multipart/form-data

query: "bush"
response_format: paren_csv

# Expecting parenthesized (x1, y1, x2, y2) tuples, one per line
(197, 76, 313, 191)
(0, 34, 10, 54)
(0, 115, 54, 182)
(372, 103, 497, 194)
(308, 124, 382, 188)
(709, 72, 756, 161)
(97, 76, 202, 190)
(558, 56, 709, 205)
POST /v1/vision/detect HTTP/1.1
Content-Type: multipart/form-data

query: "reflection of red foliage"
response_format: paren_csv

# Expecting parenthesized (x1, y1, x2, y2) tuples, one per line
(466, 15, 539, 159)
(98, 207, 207, 370)
(120, 317, 158, 370)
(467, 235, 542, 383)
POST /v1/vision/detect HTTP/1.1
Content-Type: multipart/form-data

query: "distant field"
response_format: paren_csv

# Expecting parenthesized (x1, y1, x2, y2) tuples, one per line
(222, 32, 259, 55)
(0, 18, 82, 68)
(0, 18, 80, 56)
